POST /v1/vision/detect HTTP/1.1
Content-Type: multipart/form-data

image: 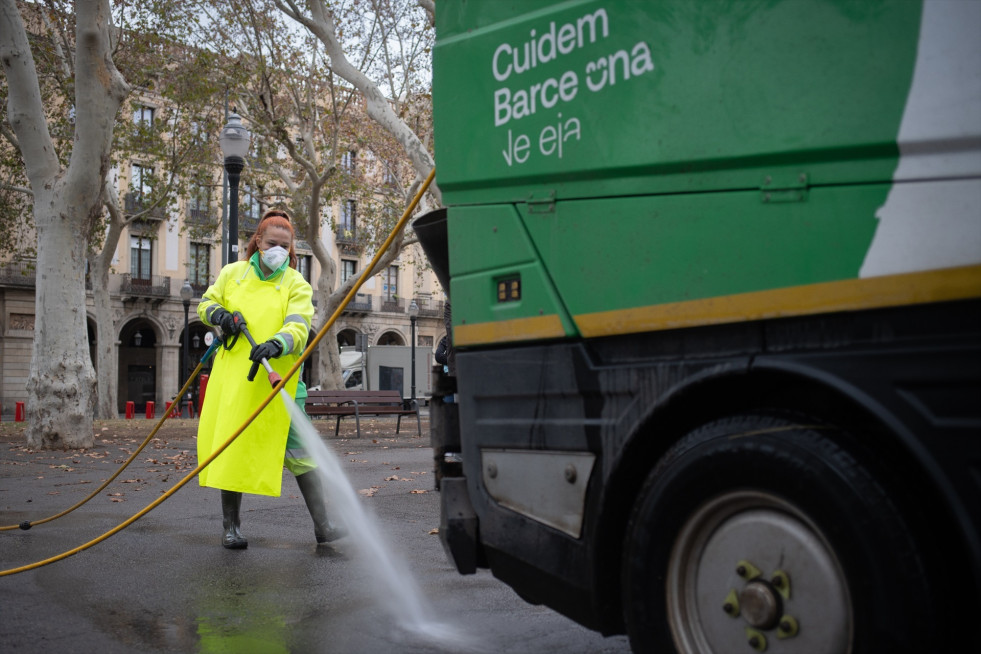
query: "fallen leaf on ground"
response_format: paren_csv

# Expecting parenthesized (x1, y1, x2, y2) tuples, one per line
(428, 528, 439, 535)
(410, 489, 428, 494)
(358, 488, 378, 497)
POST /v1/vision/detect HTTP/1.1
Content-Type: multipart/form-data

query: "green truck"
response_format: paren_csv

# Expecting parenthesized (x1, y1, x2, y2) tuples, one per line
(415, 1, 981, 652)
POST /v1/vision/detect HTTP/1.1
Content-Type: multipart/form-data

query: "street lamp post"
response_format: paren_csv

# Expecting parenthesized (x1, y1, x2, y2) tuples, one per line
(180, 280, 193, 416)
(408, 300, 419, 406)
(219, 113, 251, 263)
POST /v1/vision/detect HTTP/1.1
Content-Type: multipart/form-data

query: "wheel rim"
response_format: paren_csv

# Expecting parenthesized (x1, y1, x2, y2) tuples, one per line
(666, 491, 852, 654)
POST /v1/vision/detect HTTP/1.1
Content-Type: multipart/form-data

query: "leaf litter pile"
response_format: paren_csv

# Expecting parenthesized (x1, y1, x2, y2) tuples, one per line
(1, 420, 199, 503)
(3, 414, 431, 505)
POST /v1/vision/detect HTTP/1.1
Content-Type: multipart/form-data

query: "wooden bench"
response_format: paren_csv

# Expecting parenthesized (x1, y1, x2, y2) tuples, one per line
(303, 390, 421, 438)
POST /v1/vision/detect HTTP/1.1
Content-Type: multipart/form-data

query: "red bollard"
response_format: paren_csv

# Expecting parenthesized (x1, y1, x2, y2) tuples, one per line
(15, 402, 26, 422)
(145, 401, 155, 419)
(165, 401, 181, 418)
(198, 374, 209, 417)
(125, 401, 135, 419)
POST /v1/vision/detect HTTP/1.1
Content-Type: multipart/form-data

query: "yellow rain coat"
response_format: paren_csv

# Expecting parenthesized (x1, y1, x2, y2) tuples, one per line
(196, 255, 314, 497)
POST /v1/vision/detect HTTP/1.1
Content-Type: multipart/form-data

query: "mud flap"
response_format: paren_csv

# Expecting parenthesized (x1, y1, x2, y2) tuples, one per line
(440, 477, 485, 574)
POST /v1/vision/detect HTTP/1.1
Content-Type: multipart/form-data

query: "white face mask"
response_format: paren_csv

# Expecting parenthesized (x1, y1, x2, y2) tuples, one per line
(261, 245, 289, 270)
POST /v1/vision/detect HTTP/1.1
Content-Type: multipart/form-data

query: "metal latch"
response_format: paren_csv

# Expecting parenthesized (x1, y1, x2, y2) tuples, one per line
(761, 173, 808, 203)
(527, 190, 556, 214)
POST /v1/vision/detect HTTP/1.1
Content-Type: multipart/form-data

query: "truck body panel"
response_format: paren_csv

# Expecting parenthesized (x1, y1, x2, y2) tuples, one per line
(425, 1, 981, 649)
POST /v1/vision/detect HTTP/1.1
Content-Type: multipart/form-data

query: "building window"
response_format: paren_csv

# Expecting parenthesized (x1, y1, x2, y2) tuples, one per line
(297, 254, 312, 282)
(418, 334, 433, 347)
(189, 243, 210, 291)
(131, 163, 153, 201)
(338, 200, 356, 239)
(341, 150, 356, 172)
(341, 259, 357, 283)
(190, 119, 207, 142)
(240, 183, 258, 223)
(130, 235, 153, 283)
(188, 180, 210, 213)
(134, 105, 154, 126)
(385, 265, 398, 300)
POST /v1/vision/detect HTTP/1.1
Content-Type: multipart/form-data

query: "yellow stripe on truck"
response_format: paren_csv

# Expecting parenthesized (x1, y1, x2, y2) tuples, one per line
(454, 313, 565, 346)
(575, 265, 981, 339)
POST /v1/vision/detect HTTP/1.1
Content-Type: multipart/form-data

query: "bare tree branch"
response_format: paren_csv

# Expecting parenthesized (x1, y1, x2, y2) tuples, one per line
(272, 0, 439, 203)
(0, 119, 22, 152)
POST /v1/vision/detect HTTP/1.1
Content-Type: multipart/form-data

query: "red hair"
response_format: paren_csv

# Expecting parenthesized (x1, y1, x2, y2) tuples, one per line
(246, 209, 298, 269)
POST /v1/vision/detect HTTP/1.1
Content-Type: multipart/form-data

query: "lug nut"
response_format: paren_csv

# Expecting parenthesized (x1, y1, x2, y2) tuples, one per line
(723, 602, 734, 614)
(736, 565, 747, 577)
(780, 619, 792, 631)
(749, 635, 761, 648)
(772, 576, 783, 588)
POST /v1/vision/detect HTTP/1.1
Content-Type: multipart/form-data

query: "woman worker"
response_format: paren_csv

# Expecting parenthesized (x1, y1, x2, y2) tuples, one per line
(197, 208, 338, 549)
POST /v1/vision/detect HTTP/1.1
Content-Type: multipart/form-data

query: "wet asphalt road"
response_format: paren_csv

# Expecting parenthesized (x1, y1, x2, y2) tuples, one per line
(0, 417, 631, 654)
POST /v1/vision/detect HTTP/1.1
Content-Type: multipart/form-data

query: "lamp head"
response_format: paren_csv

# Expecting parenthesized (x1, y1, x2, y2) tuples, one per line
(408, 300, 419, 318)
(180, 279, 193, 304)
(219, 113, 251, 159)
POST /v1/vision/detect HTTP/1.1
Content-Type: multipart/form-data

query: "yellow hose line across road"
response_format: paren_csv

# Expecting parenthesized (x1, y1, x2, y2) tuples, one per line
(0, 168, 436, 577)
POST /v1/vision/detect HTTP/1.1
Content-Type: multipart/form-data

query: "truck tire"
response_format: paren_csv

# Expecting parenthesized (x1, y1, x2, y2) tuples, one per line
(621, 414, 935, 654)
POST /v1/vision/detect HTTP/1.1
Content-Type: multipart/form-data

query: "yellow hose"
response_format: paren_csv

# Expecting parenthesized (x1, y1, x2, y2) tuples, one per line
(0, 168, 436, 576)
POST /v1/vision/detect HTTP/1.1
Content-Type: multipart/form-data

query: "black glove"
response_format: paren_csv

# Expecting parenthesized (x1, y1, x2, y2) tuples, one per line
(211, 308, 240, 336)
(250, 339, 283, 362)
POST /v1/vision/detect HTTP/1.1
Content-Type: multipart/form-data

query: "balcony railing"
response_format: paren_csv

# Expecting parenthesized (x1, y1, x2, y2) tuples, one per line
(120, 273, 171, 298)
(186, 207, 212, 225)
(239, 214, 260, 234)
(381, 296, 405, 313)
(124, 193, 166, 220)
(413, 297, 444, 318)
(0, 260, 37, 287)
(190, 280, 211, 296)
(343, 293, 373, 313)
